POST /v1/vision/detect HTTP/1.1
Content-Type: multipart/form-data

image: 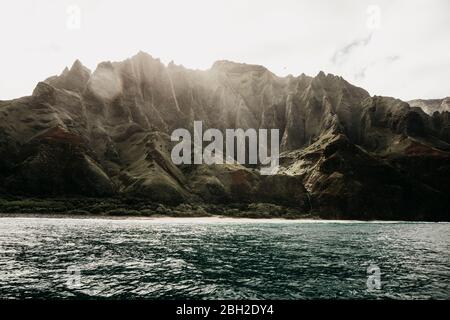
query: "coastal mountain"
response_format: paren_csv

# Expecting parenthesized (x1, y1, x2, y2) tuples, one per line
(408, 97, 450, 115)
(1, 52, 449, 220)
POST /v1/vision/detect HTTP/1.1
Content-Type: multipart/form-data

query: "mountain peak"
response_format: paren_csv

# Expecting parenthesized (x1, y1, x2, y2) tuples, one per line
(316, 70, 327, 78)
(70, 59, 91, 75)
(62, 66, 70, 75)
(135, 50, 153, 58)
(44, 59, 91, 93)
(129, 51, 161, 65)
(72, 59, 83, 68)
(211, 60, 268, 73)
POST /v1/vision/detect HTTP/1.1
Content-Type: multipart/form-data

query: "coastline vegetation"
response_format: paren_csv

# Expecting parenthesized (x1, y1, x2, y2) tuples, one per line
(0, 196, 312, 219)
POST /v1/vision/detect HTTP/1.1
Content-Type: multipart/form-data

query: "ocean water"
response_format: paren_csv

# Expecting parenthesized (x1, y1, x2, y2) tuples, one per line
(0, 217, 448, 299)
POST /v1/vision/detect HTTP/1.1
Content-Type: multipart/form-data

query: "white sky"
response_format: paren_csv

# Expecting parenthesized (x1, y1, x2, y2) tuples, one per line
(0, 0, 449, 101)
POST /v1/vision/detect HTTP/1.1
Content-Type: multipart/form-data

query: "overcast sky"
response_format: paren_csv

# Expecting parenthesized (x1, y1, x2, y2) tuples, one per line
(0, 0, 449, 101)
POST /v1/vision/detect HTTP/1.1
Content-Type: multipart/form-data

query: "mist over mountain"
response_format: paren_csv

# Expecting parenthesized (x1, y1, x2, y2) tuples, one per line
(1, 52, 449, 220)
(408, 97, 450, 115)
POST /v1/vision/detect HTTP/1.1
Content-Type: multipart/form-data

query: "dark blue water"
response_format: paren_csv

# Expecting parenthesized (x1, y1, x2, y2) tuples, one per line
(0, 217, 448, 299)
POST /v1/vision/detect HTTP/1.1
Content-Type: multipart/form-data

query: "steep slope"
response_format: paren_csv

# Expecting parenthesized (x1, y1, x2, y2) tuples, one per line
(0, 52, 448, 220)
(409, 97, 450, 115)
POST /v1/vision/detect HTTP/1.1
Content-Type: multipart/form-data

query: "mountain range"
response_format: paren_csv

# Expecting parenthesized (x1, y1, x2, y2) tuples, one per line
(0, 52, 449, 220)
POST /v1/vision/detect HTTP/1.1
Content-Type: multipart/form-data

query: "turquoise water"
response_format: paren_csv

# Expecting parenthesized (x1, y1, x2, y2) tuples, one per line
(0, 217, 448, 299)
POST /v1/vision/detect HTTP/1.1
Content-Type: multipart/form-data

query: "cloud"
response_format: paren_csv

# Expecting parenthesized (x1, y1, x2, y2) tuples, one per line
(354, 67, 368, 80)
(353, 55, 400, 80)
(331, 33, 373, 65)
(383, 55, 400, 63)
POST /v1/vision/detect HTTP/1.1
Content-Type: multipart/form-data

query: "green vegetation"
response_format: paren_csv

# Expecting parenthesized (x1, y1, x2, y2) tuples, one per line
(0, 196, 311, 219)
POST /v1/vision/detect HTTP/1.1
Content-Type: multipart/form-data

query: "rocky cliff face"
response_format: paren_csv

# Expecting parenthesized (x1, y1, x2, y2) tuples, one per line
(1, 52, 449, 220)
(409, 97, 450, 115)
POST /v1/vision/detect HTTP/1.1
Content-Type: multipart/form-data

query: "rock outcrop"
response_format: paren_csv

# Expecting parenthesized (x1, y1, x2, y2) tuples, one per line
(409, 97, 450, 115)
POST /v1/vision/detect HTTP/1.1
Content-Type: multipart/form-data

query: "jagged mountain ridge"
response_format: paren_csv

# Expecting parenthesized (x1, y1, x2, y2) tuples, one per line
(409, 97, 450, 115)
(0, 51, 449, 220)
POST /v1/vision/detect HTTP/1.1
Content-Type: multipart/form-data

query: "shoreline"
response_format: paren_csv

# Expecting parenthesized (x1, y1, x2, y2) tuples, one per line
(0, 212, 313, 221)
(1, 197, 447, 222)
(0, 212, 446, 224)
(0, 197, 315, 220)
